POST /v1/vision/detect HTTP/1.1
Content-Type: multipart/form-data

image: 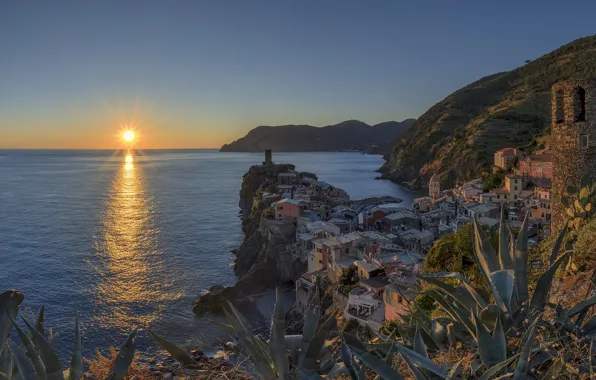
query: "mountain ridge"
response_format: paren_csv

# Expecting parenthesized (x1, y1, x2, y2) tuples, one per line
(381, 35, 596, 189)
(220, 119, 416, 153)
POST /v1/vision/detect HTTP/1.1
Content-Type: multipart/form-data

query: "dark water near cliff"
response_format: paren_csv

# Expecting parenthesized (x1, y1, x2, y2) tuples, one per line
(0, 149, 417, 358)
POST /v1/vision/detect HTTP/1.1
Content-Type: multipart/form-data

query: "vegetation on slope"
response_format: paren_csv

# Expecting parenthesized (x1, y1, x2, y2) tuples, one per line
(385, 35, 596, 189)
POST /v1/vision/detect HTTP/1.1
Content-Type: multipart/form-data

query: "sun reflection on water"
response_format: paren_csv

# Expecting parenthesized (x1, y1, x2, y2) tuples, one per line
(92, 151, 182, 331)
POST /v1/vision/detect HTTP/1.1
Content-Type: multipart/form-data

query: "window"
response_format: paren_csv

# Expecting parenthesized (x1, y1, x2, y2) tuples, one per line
(556, 90, 565, 123)
(580, 134, 589, 148)
(497, 195, 500, 199)
(514, 186, 518, 191)
(575, 87, 586, 122)
(345, 248, 349, 253)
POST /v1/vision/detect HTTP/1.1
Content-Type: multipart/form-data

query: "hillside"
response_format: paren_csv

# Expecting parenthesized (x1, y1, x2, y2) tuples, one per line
(381, 35, 596, 189)
(220, 119, 415, 153)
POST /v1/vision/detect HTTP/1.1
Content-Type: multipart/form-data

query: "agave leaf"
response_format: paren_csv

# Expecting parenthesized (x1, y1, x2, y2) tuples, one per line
(35, 305, 45, 336)
(431, 319, 446, 345)
(419, 272, 487, 309)
(295, 366, 326, 380)
(209, 319, 235, 332)
(513, 212, 530, 304)
(0, 344, 13, 379)
(489, 270, 514, 313)
(428, 292, 475, 338)
(511, 314, 541, 380)
(413, 326, 427, 358)
(327, 362, 350, 378)
(68, 316, 82, 380)
(349, 346, 405, 380)
(473, 311, 505, 368)
(498, 208, 513, 270)
(567, 294, 596, 317)
(492, 314, 507, 363)
(7, 340, 36, 380)
(530, 252, 570, 311)
(269, 288, 289, 379)
(148, 329, 197, 367)
(473, 218, 500, 275)
(224, 303, 274, 377)
(0, 290, 24, 356)
(10, 316, 47, 380)
(298, 290, 320, 367)
(549, 225, 567, 265)
(303, 313, 336, 370)
(446, 359, 463, 380)
(393, 341, 448, 378)
(341, 337, 363, 380)
(21, 316, 62, 377)
(477, 355, 519, 380)
(106, 330, 137, 380)
(480, 304, 500, 329)
(401, 352, 430, 380)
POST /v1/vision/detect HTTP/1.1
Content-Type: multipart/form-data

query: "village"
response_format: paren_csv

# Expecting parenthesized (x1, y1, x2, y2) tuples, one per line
(251, 143, 555, 331)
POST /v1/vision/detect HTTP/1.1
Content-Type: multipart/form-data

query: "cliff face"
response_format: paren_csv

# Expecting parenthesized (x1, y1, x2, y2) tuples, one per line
(221, 119, 415, 154)
(239, 163, 295, 237)
(383, 35, 596, 189)
(193, 163, 307, 315)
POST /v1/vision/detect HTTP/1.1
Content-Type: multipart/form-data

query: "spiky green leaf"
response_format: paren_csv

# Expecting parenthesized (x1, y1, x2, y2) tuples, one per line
(35, 305, 45, 336)
(512, 314, 541, 380)
(7, 340, 36, 380)
(269, 288, 289, 379)
(513, 212, 530, 304)
(107, 330, 137, 380)
(498, 208, 513, 270)
(298, 289, 320, 368)
(148, 329, 197, 367)
(10, 316, 47, 380)
(413, 326, 427, 358)
(0, 290, 24, 356)
(477, 355, 519, 380)
(21, 316, 62, 377)
(530, 252, 570, 311)
(419, 272, 487, 309)
(68, 316, 82, 380)
(401, 352, 430, 380)
(549, 225, 567, 265)
(567, 294, 596, 317)
(489, 270, 515, 313)
(543, 356, 564, 380)
(0, 344, 13, 379)
(474, 311, 506, 368)
(473, 218, 500, 274)
(393, 341, 448, 378)
(303, 313, 336, 370)
(349, 346, 405, 380)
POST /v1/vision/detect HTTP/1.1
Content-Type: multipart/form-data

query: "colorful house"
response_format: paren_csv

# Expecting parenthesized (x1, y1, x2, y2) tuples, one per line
(516, 150, 552, 184)
(274, 198, 303, 220)
(494, 148, 524, 170)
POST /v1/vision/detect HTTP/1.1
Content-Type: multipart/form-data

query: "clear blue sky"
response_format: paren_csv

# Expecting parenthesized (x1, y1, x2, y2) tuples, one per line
(1, 0, 594, 148)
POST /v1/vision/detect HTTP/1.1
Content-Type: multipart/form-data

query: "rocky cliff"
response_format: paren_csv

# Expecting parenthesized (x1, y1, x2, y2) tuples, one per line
(382, 35, 596, 189)
(193, 163, 307, 315)
(221, 119, 415, 154)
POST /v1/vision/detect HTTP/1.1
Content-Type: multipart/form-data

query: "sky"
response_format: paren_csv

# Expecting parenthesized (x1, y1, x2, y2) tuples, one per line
(1, 1, 595, 149)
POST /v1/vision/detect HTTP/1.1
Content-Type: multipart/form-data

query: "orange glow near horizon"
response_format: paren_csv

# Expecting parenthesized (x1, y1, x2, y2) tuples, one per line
(122, 130, 136, 142)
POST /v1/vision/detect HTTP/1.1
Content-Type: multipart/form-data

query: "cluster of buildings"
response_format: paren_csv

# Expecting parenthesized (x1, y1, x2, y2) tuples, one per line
(263, 80, 595, 331)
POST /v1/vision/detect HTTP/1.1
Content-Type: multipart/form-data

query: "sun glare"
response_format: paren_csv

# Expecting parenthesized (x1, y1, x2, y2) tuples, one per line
(122, 130, 136, 142)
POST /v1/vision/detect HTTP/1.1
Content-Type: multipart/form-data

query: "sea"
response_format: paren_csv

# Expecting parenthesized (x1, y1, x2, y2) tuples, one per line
(0, 149, 419, 359)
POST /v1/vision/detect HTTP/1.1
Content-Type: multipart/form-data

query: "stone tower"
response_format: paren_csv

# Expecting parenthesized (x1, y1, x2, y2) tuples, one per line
(429, 173, 440, 198)
(263, 149, 273, 165)
(551, 80, 596, 233)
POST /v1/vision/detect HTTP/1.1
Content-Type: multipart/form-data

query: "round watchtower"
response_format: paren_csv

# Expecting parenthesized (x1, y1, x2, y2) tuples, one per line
(551, 80, 596, 233)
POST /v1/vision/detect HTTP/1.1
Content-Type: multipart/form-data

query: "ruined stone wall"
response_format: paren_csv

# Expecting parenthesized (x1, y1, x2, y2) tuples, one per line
(551, 80, 596, 233)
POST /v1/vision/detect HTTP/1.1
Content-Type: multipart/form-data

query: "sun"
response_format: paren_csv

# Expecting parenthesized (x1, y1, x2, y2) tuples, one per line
(122, 130, 136, 142)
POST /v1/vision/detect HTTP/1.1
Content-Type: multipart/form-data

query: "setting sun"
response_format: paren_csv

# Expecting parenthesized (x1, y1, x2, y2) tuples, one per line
(122, 130, 136, 142)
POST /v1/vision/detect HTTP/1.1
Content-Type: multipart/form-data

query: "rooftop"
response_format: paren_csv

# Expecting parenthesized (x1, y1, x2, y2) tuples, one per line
(478, 217, 500, 227)
(336, 232, 362, 244)
(275, 198, 302, 206)
(465, 203, 498, 213)
(357, 231, 391, 241)
(327, 217, 351, 225)
(354, 259, 379, 273)
(360, 276, 390, 289)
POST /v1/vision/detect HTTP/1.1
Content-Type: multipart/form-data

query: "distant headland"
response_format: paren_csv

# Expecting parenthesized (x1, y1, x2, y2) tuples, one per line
(220, 119, 415, 154)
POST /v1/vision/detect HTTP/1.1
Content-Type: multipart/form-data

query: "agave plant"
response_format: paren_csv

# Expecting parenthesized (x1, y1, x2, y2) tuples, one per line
(391, 207, 596, 378)
(0, 290, 137, 380)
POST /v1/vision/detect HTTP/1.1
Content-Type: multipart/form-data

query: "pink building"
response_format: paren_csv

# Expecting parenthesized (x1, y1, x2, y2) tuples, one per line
(274, 199, 303, 220)
(517, 150, 552, 184)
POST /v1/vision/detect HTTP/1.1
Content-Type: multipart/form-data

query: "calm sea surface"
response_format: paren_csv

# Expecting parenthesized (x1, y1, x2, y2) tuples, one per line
(0, 150, 418, 358)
